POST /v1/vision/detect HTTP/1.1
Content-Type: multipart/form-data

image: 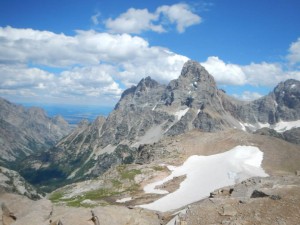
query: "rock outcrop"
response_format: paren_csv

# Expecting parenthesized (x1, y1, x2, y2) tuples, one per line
(0, 166, 40, 199)
(230, 79, 300, 128)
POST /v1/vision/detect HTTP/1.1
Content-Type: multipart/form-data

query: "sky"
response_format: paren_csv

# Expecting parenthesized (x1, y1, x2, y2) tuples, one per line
(0, 0, 300, 107)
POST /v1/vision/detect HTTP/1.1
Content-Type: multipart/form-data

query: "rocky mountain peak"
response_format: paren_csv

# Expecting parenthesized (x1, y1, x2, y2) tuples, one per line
(274, 79, 300, 100)
(271, 79, 300, 121)
(119, 76, 159, 102)
(136, 76, 159, 92)
(180, 60, 216, 86)
(78, 119, 90, 128)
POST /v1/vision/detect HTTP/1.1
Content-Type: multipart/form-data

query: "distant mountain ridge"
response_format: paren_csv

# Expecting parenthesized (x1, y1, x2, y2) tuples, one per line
(0, 97, 71, 166)
(19, 60, 300, 190)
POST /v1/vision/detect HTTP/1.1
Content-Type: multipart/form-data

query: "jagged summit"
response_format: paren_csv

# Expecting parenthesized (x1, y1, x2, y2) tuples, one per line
(180, 60, 216, 85)
(119, 76, 160, 103)
(136, 76, 159, 91)
(274, 79, 300, 104)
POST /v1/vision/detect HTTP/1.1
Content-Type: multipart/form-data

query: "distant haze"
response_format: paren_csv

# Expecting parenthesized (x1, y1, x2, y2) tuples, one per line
(20, 102, 113, 124)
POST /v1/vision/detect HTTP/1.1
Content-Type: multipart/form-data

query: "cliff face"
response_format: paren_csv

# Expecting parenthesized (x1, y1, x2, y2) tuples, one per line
(232, 79, 300, 125)
(0, 98, 71, 165)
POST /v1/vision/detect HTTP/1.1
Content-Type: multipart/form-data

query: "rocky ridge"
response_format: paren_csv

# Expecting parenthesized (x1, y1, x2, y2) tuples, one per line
(0, 97, 71, 166)
(21, 60, 300, 190)
(0, 166, 40, 200)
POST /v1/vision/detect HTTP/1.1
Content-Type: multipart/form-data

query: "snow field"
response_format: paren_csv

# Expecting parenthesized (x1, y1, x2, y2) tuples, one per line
(139, 146, 268, 212)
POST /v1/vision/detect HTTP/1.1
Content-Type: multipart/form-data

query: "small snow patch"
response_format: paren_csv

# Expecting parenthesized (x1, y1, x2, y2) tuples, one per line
(272, 120, 300, 133)
(174, 108, 189, 120)
(152, 104, 157, 111)
(116, 197, 132, 203)
(239, 122, 246, 131)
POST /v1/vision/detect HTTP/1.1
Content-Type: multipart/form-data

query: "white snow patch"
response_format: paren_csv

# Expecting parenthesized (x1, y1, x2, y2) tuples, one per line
(239, 120, 300, 133)
(291, 84, 296, 89)
(257, 122, 270, 129)
(152, 104, 157, 111)
(68, 167, 81, 179)
(174, 108, 189, 120)
(197, 109, 201, 114)
(272, 120, 300, 133)
(116, 197, 132, 203)
(139, 146, 268, 212)
(239, 122, 246, 131)
(244, 123, 256, 129)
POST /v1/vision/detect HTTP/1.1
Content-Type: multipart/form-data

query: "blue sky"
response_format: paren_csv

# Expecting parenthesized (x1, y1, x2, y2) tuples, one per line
(0, 0, 300, 106)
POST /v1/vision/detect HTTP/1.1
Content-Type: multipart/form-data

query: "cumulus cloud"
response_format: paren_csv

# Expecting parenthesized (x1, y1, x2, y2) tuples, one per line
(0, 26, 188, 105)
(105, 8, 164, 34)
(232, 91, 263, 101)
(201, 56, 300, 87)
(1, 26, 299, 106)
(105, 3, 201, 34)
(287, 37, 300, 66)
(0, 26, 154, 67)
(201, 56, 246, 85)
(157, 3, 201, 33)
(242, 62, 287, 86)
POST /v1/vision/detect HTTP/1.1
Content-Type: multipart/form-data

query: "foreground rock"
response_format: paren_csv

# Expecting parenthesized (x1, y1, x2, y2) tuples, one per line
(1, 175, 299, 225)
(0, 193, 160, 225)
(179, 175, 300, 225)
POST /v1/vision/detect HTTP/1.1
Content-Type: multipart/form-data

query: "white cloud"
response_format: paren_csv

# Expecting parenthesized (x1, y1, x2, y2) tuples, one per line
(120, 49, 188, 85)
(0, 64, 55, 90)
(0, 64, 123, 105)
(201, 56, 300, 87)
(0, 26, 188, 105)
(233, 91, 263, 101)
(287, 37, 300, 65)
(201, 56, 247, 85)
(242, 62, 287, 86)
(104, 3, 201, 34)
(105, 8, 164, 34)
(91, 12, 100, 25)
(1, 26, 299, 106)
(157, 3, 201, 33)
(59, 65, 122, 97)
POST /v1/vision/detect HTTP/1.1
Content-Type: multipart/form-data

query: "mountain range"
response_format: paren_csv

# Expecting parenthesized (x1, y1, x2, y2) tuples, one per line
(6, 60, 299, 191)
(0, 98, 71, 168)
(1, 60, 300, 225)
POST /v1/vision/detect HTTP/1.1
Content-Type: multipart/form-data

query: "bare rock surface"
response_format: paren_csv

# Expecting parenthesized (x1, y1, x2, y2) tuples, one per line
(0, 193, 160, 225)
(181, 175, 300, 225)
(0, 97, 71, 164)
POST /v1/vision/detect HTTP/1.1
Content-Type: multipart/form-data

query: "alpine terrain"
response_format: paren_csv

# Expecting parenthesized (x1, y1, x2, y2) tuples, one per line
(1, 60, 300, 225)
